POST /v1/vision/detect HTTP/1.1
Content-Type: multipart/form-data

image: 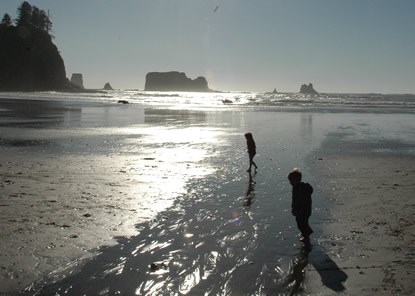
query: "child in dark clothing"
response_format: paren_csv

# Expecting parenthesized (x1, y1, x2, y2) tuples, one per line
(288, 168, 313, 244)
(244, 132, 258, 172)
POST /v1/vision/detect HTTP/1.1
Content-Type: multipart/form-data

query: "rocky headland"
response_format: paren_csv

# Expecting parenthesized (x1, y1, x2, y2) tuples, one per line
(0, 3, 82, 92)
(144, 71, 210, 92)
(0, 25, 72, 91)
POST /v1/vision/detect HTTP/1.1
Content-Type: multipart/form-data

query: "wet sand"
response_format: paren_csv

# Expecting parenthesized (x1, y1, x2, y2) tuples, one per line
(305, 134, 415, 295)
(1, 97, 414, 295)
(1, 99, 225, 294)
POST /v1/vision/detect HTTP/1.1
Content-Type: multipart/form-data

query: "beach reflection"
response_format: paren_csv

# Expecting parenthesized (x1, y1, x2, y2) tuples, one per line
(10, 107, 360, 295)
(243, 172, 256, 206)
(4, 95, 415, 295)
(144, 108, 207, 125)
(0, 98, 82, 128)
(284, 246, 309, 294)
(28, 110, 308, 295)
(300, 114, 313, 146)
(125, 125, 221, 216)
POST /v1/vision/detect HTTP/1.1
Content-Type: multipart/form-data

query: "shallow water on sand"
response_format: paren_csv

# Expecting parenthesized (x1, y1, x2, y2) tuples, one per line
(17, 109, 322, 295)
(1, 98, 414, 295)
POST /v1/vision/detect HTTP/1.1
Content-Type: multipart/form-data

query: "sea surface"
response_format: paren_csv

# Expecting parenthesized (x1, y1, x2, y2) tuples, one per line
(1, 91, 414, 295)
(1, 90, 415, 113)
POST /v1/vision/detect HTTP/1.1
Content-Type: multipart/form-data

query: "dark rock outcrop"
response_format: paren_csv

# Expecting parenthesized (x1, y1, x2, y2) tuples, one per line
(71, 73, 84, 89)
(144, 71, 210, 92)
(266, 88, 278, 94)
(0, 25, 70, 91)
(103, 82, 113, 90)
(299, 83, 318, 94)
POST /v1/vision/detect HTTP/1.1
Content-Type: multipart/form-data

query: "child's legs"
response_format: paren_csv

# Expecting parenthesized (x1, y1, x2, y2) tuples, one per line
(248, 154, 253, 168)
(295, 216, 313, 237)
(249, 152, 257, 168)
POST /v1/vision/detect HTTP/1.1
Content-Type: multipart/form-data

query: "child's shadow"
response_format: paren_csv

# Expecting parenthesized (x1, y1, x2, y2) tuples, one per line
(285, 244, 348, 295)
(310, 245, 348, 292)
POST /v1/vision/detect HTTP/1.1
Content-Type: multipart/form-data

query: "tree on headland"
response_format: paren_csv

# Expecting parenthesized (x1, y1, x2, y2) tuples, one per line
(16, 1, 33, 27)
(1, 13, 13, 27)
(15, 1, 52, 33)
(31, 6, 52, 32)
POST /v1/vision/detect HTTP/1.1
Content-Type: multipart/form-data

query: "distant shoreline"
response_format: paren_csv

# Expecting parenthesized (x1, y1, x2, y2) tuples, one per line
(2, 89, 414, 96)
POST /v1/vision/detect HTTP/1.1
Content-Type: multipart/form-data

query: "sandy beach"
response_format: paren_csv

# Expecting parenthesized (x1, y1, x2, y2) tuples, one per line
(1, 97, 414, 295)
(305, 133, 415, 295)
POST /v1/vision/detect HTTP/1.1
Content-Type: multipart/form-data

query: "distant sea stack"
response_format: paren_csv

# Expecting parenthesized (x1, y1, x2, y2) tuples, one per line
(103, 82, 113, 90)
(144, 71, 210, 92)
(299, 83, 318, 94)
(71, 73, 84, 89)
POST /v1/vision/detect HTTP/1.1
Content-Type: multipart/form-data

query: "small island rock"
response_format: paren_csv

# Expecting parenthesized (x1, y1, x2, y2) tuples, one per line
(103, 82, 113, 90)
(144, 71, 210, 92)
(71, 73, 84, 89)
(299, 83, 318, 94)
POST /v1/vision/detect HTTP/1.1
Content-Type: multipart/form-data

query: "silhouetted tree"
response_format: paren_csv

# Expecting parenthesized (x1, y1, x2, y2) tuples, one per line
(15, 1, 52, 33)
(16, 1, 33, 27)
(1, 13, 13, 27)
(31, 7, 42, 28)
(31, 7, 52, 32)
(43, 10, 52, 33)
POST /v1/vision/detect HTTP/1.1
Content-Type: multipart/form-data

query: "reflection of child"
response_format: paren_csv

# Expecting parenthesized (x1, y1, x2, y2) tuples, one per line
(243, 172, 256, 206)
(288, 168, 313, 243)
(244, 132, 258, 172)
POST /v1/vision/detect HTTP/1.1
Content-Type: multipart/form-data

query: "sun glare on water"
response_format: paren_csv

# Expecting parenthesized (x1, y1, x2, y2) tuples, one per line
(124, 125, 224, 216)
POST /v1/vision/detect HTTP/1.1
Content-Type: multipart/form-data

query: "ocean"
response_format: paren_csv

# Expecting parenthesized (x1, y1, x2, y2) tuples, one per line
(1, 90, 415, 113)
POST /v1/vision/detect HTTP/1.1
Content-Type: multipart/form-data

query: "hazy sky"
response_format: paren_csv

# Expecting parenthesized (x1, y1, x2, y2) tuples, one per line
(1, 0, 414, 93)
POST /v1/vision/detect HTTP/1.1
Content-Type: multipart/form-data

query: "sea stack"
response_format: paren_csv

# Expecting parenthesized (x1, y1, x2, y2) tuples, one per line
(103, 82, 113, 90)
(144, 71, 210, 92)
(71, 73, 84, 89)
(299, 83, 318, 94)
